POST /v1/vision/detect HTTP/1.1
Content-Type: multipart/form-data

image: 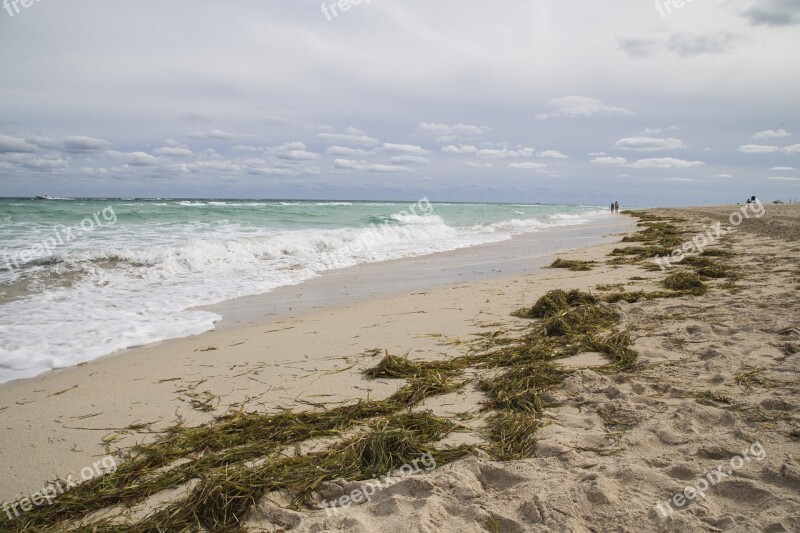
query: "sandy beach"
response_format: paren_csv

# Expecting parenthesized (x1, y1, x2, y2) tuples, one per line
(5, 2, 800, 531)
(1, 206, 798, 532)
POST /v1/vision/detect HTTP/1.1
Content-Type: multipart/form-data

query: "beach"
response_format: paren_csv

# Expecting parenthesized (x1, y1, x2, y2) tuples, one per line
(5, 1, 800, 530)
(1, 206, 798, 532)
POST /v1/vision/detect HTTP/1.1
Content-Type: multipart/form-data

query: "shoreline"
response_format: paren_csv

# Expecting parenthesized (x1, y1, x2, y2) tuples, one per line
(0, 214, 632, 385)
(200, 213, 632, 329)
(0, 215, 634, 501)
(1, 205, 798, 533)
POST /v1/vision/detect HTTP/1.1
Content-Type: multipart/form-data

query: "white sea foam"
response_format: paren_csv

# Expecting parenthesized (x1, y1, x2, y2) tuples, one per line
(0, 205, 609, 382)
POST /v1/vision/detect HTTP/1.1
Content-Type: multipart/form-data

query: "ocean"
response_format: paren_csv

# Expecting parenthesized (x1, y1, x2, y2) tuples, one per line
(0, 198, 609, 383)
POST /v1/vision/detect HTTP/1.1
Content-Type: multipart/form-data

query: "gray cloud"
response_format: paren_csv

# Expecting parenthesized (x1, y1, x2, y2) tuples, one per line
(665, 33, 743, 57)
(0, 135, 38, 153)
(29, 135, 113, 153)
(177, 113, 213, 123)
(187, 130, 245, 141)
(618, 39, 660, 58)
(742, 0, 800, 26)
(0, 153, 68, 171)
(620, 33, 743, 58)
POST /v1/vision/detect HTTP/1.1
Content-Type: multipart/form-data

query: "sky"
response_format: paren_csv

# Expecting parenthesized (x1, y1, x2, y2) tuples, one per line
(1, 0, 799, 206)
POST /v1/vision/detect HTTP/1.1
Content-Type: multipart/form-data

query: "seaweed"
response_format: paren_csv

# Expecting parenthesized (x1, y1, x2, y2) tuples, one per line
(662, 272, 708, 295)
(484, 412, 541, 460)
(363, 350, 463, 379)
(540, 305, 618, 337)
(513, 289, 596, 319)
(478, 361, 569, 412)
(680, 256, 734, 279)
(548, 258, 596, 272)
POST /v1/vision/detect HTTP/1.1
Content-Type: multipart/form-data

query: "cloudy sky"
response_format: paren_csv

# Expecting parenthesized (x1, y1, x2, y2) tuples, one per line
(1, 0, 799, 205)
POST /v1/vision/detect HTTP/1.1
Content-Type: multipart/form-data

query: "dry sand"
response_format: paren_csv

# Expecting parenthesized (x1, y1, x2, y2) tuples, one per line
(1, 206, 798, 532)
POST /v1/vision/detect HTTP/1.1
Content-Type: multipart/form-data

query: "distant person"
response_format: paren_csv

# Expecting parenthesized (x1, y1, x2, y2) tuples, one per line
(610, 202, 615, 214)
(614, 201, 619, 213)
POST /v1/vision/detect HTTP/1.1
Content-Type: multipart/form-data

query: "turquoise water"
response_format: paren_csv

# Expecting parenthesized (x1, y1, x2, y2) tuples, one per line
(0, 198, 608, 382)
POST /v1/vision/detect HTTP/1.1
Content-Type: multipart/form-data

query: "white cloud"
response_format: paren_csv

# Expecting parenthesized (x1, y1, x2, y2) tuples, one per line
(333, 158, 410, 173)
(640, 126, 682, 135)
(197, 148, 222, 160)
(242, 158, 268, 168)
(771, 166, 795, 171)
(266, 141, 318, 160)
(614, 136, 683, 151)
(154, 146, 193, 157)
(106, 150, 161, 166)
(389, 155, 431, 164)
(785, 144, 800, 154)
(187, 129, 243, 141)
(631, 157, 704, 168)
(317, 130, 380, 146)
(466, 161, 493, 168)
(231, 145, 264, 152)
(715, 173, 734, 178)
(753, 129, 791, 139)
(326, 146, 371, 157)
(441, 144, 478, 154)
(417, 123, 490, 141)
(381, 143, 431, 154)
(766, 176, 800, 181)
(664, 177, 696, 182)
(537, 150, 568, 159)
(738, 144, 781, 154)
(477, 147, 535, 159)
(536, 96, 633, 120)
(591, 156, 627, 165)
(508, 162, 547, 170)
(189, 161, 242, 172)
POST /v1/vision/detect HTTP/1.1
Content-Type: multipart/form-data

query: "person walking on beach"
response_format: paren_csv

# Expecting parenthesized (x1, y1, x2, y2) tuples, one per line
(610, 202, 615, 214)
(614, 201, 619, 213)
